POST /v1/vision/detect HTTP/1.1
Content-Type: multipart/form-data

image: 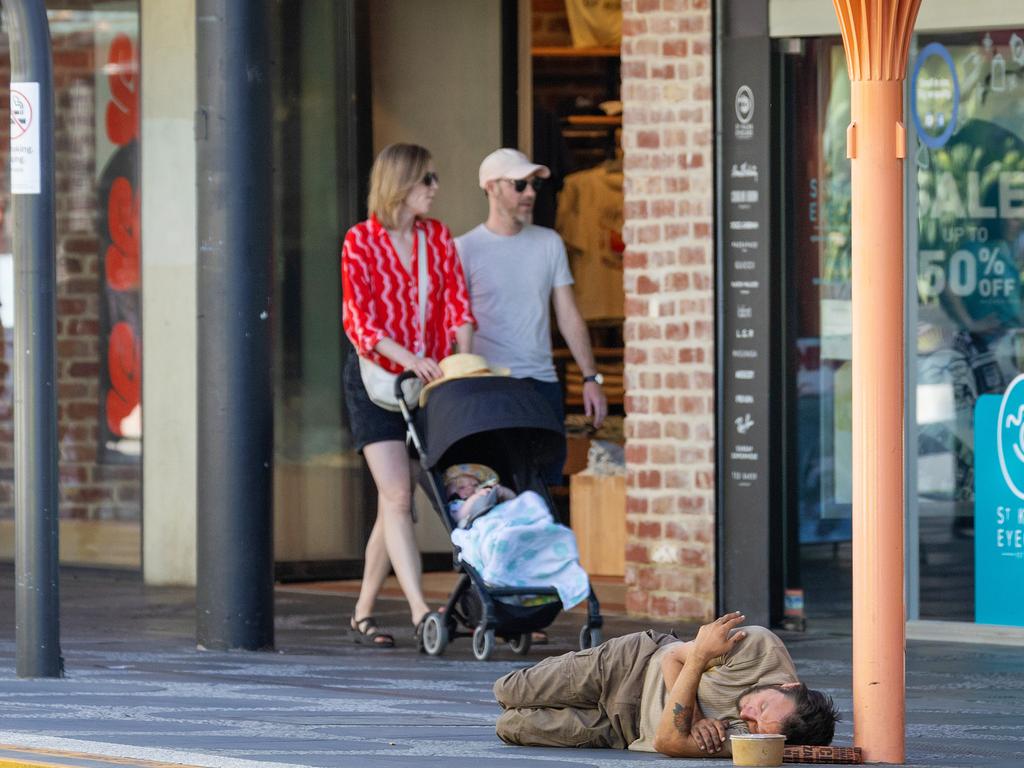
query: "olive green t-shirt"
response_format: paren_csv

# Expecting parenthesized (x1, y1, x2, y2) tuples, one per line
(628, 626, 799, 752)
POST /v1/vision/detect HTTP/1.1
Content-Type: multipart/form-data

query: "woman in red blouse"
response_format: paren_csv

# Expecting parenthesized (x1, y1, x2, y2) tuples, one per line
(341, 143, 474, 647)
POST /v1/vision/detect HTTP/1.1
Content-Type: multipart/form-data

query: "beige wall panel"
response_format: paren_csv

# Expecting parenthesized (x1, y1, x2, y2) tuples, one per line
(370, 0, 503, 237)
(141, 0, 198, 585)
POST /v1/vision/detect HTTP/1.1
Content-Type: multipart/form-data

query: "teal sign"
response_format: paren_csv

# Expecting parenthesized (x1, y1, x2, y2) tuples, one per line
(975, 374, 1024, 626)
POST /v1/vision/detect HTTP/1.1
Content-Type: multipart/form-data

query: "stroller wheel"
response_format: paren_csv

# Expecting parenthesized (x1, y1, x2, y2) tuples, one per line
(421, 612, 448, 656)
(579, 625, 603, 650)
(472, 625, 495, 661)
(507, 633, 531, 656)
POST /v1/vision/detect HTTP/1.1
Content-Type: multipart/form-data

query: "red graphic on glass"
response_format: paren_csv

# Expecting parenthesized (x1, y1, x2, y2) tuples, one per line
(105, 176, 139, 291)
(106, 322, 140, 437)
(105, 34, 138, 146)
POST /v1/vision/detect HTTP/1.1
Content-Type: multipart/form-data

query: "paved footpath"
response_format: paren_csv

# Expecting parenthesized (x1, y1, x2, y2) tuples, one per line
(0, 568, 1021, 767)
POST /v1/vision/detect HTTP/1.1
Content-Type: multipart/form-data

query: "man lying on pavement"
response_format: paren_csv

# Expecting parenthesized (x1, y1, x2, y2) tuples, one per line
(493, 611, 839, 757)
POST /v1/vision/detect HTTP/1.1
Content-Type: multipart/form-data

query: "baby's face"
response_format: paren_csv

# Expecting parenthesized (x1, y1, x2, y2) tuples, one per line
(453, 474, 481, 499)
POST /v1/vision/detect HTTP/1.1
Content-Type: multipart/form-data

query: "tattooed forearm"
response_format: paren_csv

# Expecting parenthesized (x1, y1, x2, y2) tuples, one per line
(672, 702, 693, 735)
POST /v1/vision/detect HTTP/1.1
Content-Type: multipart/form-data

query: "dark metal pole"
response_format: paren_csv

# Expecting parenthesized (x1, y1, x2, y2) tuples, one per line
(5, 0, 62, 678)
(195, 0, 275, 650)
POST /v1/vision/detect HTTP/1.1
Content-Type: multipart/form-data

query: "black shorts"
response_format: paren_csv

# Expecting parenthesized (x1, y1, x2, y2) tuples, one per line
(343, 353, 414, 454)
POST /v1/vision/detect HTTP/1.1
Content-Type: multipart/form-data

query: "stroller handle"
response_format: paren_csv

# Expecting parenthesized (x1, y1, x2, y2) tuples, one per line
(395, 369, 419, 403)
(395, 370, 423, 454)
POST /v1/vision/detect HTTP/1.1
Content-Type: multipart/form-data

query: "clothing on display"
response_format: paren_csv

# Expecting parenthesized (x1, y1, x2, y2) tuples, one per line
(565, 0, 622, 48)
(555, 161, 625, 322)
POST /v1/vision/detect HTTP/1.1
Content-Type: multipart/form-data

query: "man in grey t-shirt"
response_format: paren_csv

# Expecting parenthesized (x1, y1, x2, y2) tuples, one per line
(456, 148, 607, 485)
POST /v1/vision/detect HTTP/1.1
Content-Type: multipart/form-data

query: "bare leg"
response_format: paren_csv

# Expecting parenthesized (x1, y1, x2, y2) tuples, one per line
(353, 514, 391, 621)
(359, 440, 430, 625)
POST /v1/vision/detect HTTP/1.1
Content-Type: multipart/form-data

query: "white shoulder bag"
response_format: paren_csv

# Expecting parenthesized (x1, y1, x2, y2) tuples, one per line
(358, 230, 428, 412)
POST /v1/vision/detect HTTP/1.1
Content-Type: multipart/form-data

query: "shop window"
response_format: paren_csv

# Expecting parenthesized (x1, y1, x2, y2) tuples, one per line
(782, 39, 854, 619)
(0, 4, 141, 565)
(784, 28, 1024, 625)
(911, 30, 1024, 624)
(529, 0, 625, 498)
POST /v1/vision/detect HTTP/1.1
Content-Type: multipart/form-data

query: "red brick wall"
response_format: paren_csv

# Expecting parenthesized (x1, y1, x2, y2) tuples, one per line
(620, 0, 716, 621)
(0, 27, 141, 529)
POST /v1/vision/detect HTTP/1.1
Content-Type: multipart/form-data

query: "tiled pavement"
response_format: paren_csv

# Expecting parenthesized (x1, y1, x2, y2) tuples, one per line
(0, 568, 1021, 767)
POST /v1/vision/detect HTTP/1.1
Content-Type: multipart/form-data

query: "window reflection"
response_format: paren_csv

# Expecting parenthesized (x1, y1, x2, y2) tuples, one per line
(785, 31, 1024, 623)
(913, 30, 1024, 620)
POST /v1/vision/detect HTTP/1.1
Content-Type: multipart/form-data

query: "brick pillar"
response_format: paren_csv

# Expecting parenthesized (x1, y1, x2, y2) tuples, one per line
(620, 0, 715, 621)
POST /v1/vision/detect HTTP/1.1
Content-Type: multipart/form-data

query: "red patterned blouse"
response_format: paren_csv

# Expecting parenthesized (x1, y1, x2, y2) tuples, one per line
(342, 215, 475, 374)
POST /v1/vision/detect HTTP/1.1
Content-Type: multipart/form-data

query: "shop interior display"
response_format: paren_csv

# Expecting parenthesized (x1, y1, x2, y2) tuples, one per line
(530, 5, 624, 487)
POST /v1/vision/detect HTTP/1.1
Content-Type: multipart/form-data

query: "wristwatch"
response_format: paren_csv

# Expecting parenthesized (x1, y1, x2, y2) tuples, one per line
(582, 373, 604, 385)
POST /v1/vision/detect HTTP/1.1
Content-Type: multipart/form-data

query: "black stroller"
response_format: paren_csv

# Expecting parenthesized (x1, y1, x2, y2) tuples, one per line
(394, 371, 603, 661)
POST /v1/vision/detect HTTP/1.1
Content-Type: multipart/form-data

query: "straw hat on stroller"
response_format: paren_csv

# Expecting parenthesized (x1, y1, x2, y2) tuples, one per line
(419, 353, 509, 407)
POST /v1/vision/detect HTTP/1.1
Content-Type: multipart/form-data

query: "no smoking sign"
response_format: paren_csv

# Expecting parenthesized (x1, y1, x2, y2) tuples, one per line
(10, 88, 32, 139)
(10, 82, 41, 194)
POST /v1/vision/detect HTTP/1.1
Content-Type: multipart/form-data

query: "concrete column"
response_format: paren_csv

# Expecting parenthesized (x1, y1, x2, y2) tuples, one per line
(831, 1, 922, 762)
(140, 0, 197, 586)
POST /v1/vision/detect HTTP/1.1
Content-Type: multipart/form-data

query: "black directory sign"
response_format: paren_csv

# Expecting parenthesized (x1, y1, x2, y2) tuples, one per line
(714, 0, 779, 625)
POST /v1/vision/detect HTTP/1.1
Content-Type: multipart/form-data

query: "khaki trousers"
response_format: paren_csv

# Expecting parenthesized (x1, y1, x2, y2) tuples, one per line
(493, 629, 677, 749)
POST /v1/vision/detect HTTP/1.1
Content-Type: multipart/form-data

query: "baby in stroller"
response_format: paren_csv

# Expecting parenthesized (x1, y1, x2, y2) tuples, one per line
(442, 463, 590, 612)
(444, 463, 514, 528)
(398, 366, 602, 658)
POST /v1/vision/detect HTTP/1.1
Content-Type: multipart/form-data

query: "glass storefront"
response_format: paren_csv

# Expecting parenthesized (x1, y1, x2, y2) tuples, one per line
(269, 0, 508, 576)
(911, 30, 1024, 623)
(270, 1, 374, 576)
(0, 3, 142, 564)
(783, 27, 1024, 624)
(783, 39, 854, 619)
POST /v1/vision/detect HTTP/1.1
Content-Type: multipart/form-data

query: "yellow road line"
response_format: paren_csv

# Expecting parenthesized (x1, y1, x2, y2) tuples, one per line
(0, 744, 200, 768)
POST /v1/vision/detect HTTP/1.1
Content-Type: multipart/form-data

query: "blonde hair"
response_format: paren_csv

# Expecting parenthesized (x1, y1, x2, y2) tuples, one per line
(367, 143, 432, 229)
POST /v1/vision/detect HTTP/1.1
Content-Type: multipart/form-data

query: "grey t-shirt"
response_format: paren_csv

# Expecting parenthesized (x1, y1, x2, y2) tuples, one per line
(455, 224, 574, 382)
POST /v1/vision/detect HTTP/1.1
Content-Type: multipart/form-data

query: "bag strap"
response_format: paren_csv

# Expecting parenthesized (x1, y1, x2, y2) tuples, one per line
(416, 226, 428, 357)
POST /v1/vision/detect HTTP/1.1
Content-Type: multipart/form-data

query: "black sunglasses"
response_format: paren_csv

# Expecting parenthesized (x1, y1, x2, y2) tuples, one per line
(503, 177, 544, 193)
(421, 171, 439, 187)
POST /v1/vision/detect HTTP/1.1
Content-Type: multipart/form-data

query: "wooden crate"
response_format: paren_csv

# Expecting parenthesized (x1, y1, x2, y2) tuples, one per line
(570, 473, 625, 577)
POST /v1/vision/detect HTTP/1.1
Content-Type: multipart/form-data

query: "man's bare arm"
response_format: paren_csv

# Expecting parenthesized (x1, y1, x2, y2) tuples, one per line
(660, 641, 691, 690)
(660, 642, 710, 724)
(653, 613, 746, 758)
(552, 285, 607, 428)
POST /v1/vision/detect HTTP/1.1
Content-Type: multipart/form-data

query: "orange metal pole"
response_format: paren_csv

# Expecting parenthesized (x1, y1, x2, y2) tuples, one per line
(849, 78, 907, 764)
(831, 1, 921, 763)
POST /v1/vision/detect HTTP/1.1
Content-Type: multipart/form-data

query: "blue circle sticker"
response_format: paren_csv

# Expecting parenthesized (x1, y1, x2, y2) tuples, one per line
(912, 42, 959, 149)
(997, 373, 1024, 500)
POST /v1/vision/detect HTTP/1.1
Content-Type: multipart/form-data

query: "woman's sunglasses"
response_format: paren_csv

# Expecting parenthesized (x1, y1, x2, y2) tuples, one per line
(421, 171, 440, 187)
(503, 177, 544, 193)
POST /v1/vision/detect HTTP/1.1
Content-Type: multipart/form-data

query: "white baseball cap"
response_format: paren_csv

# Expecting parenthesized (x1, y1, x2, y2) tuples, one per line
(478, 148, 551, 189)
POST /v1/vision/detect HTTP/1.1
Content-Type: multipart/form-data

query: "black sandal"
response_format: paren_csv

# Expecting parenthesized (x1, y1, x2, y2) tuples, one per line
(350, 616, 395, 648)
